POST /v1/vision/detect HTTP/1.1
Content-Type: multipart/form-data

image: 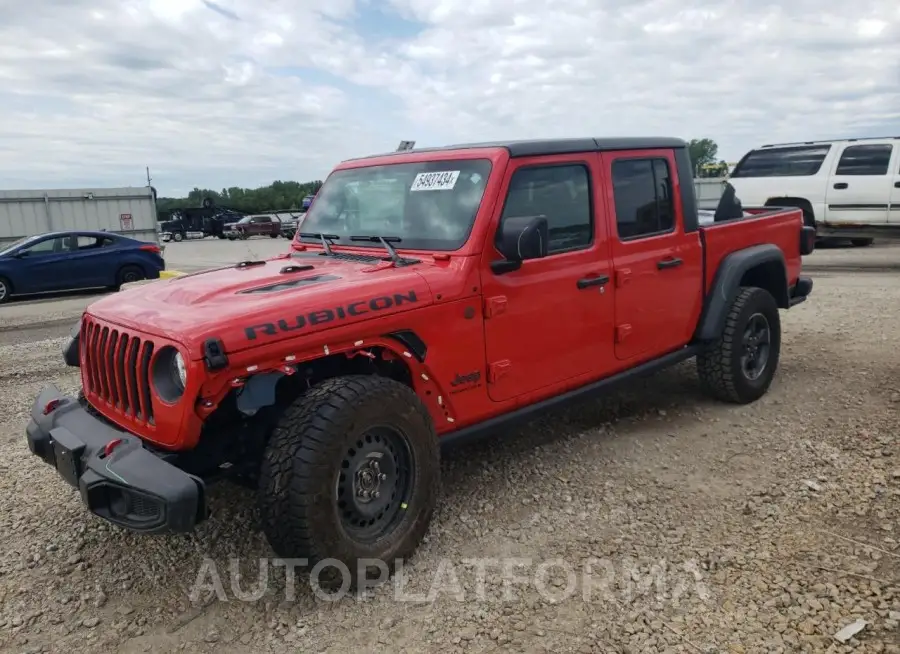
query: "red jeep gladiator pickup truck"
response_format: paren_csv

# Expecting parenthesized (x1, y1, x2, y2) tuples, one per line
(27, 137, 814, 580)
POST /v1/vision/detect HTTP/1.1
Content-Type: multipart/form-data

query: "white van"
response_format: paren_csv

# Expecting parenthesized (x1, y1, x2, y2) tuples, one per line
(727, 137, 900, 245)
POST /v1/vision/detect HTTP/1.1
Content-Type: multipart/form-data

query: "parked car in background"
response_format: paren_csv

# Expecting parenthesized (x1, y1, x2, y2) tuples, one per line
(224, 214, 281, 240)
(0, 230, 165, 304)
(727, 136, 900, 246)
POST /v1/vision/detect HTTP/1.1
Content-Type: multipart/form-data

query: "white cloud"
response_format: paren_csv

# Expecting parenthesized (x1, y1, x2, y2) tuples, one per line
(0, 0, 898, 195)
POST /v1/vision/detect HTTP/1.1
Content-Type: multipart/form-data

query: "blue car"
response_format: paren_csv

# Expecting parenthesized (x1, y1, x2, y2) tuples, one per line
(0, 230, 165, 304)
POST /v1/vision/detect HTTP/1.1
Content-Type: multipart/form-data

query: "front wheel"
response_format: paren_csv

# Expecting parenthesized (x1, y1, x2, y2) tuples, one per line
(173, 232, 184, 242)
(696, 286, 781, 404)
(0, 276, 12, 304)
(257, 375, 440, 585)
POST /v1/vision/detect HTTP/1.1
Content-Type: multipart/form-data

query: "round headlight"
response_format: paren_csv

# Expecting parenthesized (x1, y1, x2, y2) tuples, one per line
(173, 351, 187, 388)
(152, 346, 188, 403)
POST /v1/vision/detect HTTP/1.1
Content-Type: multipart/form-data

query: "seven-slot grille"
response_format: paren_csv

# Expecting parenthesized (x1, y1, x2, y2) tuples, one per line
(81, 317, 155, 425)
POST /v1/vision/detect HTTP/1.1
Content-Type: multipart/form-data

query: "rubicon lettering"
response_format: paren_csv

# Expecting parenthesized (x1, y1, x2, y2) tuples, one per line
(244, 291, 419, 340)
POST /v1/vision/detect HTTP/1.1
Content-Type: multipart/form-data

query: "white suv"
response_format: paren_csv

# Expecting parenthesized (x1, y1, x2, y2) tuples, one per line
(727, 137, 900, 246)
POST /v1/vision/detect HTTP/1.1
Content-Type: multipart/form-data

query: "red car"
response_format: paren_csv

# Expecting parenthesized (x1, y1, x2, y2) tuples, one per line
(28, 137, 813, 583)
(224, 214, 281, 239)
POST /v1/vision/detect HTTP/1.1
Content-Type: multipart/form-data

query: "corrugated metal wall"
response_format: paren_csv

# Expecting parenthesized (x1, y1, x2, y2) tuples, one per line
(0, 187, 158, 244)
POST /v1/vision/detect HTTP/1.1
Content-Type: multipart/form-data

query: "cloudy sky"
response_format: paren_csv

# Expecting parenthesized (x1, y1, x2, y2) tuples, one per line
(0, 0, 898, 197)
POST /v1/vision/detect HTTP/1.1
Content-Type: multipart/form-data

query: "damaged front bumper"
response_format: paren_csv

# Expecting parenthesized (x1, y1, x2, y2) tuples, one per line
(25, 384, 207, 534)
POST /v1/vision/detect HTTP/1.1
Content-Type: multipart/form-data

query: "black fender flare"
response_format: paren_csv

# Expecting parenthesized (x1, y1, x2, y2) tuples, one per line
(694, 244, 788, 342)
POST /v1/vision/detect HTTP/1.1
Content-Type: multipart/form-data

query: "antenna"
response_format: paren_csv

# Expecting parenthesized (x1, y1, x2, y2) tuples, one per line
(146, 166, 152, 186)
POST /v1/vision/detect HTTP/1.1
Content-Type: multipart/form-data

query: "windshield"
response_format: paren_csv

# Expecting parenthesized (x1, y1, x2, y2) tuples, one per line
(0, 235, 37, 256)
(298, 159, 493, 250)
(237, 216, 252, 224)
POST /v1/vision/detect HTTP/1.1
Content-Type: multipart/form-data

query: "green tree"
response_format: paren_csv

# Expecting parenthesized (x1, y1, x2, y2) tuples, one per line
(688, 138, 719, 175)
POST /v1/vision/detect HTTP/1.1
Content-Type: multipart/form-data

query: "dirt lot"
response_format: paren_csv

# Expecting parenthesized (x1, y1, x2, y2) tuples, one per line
(1, 243, 899, 653)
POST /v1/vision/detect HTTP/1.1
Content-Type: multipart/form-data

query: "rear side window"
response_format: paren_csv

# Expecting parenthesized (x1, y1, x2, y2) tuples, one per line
(611, 158, 675, 240)
(730, 145, 831, 177)
(835, 144, 893, 176)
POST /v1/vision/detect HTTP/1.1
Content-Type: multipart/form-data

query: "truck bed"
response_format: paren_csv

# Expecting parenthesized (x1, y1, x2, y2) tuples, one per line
(698, 206, 804, 296)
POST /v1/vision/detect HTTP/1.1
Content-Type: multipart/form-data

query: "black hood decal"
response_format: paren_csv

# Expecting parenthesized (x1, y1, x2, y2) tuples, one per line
(238, 274, 342, 294)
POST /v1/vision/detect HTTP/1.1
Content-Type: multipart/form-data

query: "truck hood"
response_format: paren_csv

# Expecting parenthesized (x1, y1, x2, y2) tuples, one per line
(86, 253, 434, 358)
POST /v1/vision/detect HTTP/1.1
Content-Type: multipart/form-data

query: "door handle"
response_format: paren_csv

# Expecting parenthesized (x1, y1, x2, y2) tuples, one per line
(895, 181, 900, 188)
(657, 257, 683, 270)
(833, 182, 848, 189)
(576, 274, 610, 289)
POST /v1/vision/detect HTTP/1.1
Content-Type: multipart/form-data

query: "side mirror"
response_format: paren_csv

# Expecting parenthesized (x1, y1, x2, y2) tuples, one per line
(491, 215, 549, 274)
(12, 251, 26, 258)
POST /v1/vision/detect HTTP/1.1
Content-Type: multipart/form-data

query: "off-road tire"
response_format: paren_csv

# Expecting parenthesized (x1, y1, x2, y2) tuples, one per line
(257, 375, 440, 587)
(696, 286, 781, 404)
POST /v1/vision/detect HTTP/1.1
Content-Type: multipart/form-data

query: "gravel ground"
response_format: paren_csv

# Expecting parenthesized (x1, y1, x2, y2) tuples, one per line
(1, 252, 900, 653)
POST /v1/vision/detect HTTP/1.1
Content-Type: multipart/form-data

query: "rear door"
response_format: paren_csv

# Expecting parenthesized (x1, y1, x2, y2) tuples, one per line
(889, 147, 900, 224)
(481, 154, 618, 402)
(825, 142, 894, 225)
(69, 234, 117, 287)
(253, 216, 272, 236)
(601, 150, 703, 362)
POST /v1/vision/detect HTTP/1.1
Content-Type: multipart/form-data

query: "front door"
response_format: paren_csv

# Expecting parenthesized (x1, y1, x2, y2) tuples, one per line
(14, 236, 75, 293)
(825, 142, 894, 225)
(481, 154, 617, 402)
(600, 150, 703, 362)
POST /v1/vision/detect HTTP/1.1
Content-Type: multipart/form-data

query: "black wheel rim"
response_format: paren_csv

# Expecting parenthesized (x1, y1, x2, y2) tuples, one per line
(336, 426, 413, 543)
(123, 271, 140, 283)
(741, 312, 771, 381)
(0, 282, 6, 300)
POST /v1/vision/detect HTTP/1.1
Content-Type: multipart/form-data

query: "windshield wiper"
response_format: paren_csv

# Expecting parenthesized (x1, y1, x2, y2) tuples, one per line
(349, 235, 418, 266)
(298, 232, 340, 256)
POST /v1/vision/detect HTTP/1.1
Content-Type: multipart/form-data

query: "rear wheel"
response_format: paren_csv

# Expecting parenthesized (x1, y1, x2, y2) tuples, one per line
(851, 238, 874, 247)
(0, 277, 11, 304)
(697, 286, 781, 404)
(257, 375, 440, 586)
(116, 265, 145, 289)
(270, 233, 279, 238)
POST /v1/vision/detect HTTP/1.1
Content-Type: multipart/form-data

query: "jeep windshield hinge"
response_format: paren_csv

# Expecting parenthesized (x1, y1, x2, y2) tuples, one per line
(203, 338, 228, 371)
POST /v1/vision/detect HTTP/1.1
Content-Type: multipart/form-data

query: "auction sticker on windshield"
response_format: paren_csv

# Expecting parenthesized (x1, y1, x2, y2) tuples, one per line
(410, 170, 460, 192)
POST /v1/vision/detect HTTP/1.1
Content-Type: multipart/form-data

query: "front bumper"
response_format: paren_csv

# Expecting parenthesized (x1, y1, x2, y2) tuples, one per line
(25, 384, 207, 534)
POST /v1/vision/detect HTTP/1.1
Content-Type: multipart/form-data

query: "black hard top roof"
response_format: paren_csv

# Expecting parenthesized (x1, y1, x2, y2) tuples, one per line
(345, 137, 688, 162)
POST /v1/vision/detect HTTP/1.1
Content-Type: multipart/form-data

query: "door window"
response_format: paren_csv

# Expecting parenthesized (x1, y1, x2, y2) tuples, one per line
(497, 163, 593, 254)
(76, 236, 104, 249)
(835, 144, 893, 176)
(611, 158, 675, 239)
(20, 237, 67, 256)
